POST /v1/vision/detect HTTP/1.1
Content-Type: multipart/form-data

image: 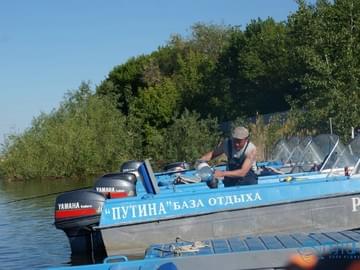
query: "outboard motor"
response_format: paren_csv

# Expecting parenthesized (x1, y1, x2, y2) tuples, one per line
(54, 189, 107, 261)
(120, 160, 143, 173)
(94, 172, 137, 198)
(120, 160, 143, 180)
(163, 161, 191, 172)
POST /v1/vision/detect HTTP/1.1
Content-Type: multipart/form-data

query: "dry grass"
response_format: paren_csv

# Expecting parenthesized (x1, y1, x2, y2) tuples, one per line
(248, 113, 298, 161)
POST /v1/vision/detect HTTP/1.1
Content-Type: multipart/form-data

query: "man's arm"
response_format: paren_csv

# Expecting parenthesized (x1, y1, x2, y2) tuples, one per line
(200, 151, 215, 162)
(214, 148, 256, 178)
(200, 140, 225, 162)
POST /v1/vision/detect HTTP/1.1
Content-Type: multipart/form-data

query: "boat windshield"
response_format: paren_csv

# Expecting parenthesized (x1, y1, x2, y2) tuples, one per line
(348, 135, 360, 157)
(323, 135, 360, 175)
(268, 134, 359, 175)
(271, 139, 291, 163)
(347, 135, 360, 175)
(271, 137, 300, 163)
(293, 134, 338, 171)
(288, 136, 312, 165)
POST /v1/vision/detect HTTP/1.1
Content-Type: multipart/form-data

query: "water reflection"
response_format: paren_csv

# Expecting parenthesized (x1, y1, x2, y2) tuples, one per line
(0, 178, 94, 269)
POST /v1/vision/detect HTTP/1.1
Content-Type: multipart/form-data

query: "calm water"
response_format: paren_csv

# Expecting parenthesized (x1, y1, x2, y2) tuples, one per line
(0, 178, 94, 270)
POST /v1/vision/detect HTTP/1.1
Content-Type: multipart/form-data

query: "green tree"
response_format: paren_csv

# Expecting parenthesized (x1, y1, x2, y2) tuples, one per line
(287, 0, 360, 139)
(240, 18, 290, 114)
(206, 27, 247, 121)
(97, 55, 150, 115)
(129, 79, 180, 128)
(162, 110, 221, 164)
(211, 19, 291, 121)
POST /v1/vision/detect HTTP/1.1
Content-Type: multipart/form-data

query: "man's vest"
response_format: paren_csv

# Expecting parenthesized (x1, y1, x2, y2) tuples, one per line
(223, 138, 258, 187)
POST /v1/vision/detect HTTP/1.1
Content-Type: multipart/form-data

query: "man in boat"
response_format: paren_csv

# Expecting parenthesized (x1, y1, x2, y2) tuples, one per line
(200, 126, 258, 187)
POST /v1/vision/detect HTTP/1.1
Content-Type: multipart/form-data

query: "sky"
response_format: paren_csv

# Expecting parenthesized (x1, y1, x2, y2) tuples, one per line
(0, 0, 302, 147)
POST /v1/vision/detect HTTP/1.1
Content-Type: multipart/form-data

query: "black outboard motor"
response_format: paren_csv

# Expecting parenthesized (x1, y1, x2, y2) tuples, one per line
(120, 160, 143, 173)
(54, 189, 107, 261)
(94, 172, 137, 198)
(120, 160, 143, 181)
(163, 162, 191, 172)
(54, 172, 138, 261)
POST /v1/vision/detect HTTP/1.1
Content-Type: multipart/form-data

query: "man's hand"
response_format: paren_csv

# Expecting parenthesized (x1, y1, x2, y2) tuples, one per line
(214, 170, 225, 178)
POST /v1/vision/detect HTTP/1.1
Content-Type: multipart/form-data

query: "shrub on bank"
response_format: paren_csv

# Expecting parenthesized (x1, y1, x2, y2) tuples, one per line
(0, 84, 223, 180)
(0, 83, 134, 180)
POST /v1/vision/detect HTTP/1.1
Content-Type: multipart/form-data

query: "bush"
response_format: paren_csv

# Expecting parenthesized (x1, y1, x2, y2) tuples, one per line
(1, 82, 134, 180)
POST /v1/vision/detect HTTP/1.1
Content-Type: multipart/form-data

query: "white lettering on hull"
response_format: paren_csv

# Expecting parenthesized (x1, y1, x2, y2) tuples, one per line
(108, 192, 262, 221)
(352, 197, 360, 212)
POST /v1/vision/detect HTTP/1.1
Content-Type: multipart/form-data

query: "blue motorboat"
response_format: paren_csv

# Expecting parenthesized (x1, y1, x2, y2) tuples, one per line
(54, 154, 360, 260)
(48, 229, 360, 270)
(53, 134, 359, 261)
(98, 161, 360, 257)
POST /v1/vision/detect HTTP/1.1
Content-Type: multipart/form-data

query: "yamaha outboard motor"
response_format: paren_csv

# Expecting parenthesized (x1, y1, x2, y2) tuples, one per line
(54, 189, 107, 261)
(94, 172, 137, 198)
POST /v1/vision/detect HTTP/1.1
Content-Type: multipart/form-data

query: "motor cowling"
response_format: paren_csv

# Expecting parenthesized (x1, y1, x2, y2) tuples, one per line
(120, 160, 143, 181)
(120, 160, 143, 173)
(54, 189, 106, 230)
(163, 162, 191, 172)
(94, 172, 137, 199)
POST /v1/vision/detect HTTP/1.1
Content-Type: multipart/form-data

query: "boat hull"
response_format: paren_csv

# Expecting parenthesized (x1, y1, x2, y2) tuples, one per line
(100, 193, 360, 257)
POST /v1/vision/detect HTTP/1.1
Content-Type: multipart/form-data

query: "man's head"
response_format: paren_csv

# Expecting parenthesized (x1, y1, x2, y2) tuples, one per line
(232, 126, 249, 151)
